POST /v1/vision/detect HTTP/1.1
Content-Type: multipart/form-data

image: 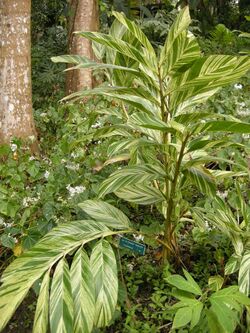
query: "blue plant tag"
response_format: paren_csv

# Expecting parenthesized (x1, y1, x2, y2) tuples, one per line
(119, 237, 146, 255)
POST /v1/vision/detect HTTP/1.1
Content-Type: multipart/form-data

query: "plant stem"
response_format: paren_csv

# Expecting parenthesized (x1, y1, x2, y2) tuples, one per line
(162, 134, 190, 262)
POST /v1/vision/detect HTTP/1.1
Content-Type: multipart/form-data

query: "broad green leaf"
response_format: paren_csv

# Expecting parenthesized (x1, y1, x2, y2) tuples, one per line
(166, 274, 202, 295)
(183, 270, 202, 295)
(209, 299, 236, 333)
(70, 249, 95, 333)
(50, 259, 74, 333)
(190, 302, 203, 329)
(225, 254, 241, 275)
(98, 164, 165, 198)
(239, 250, 250, 295)
(172, 306, 192, 329)
(0, 220, 115, 332)
(203, 120, 250, 133)
(90, 240, 118, 327)
(112, 11, 156, 57)
(206, 308, 227, 333)
(33, 270, 50, 333)
(208, 275, 224, 292)
(78, 200, 130, 229)
(115, 184, 165, 205)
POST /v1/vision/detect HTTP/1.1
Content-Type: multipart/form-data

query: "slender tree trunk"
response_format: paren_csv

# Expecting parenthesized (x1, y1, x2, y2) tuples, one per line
(0, 0, 37, 145)
(66, 0, 99, 94)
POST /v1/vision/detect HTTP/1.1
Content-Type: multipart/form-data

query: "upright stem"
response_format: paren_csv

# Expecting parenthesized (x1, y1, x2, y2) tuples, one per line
(162, 134, 189, 262)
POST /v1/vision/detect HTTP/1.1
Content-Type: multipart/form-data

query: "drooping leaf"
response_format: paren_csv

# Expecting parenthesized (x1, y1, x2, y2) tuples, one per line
(0, 220, 114, 332)
(98, 164, 165, 198)
(203, 120, 250, 133)
(70, 248, 95, 333)
(33, 270, 50, 333)
(50, 259, 74, 333)
(62, 86, 158, 115)
(51, 54, 140, 73)
(78, 200, 130, 229)
(90, 240, 118, 327)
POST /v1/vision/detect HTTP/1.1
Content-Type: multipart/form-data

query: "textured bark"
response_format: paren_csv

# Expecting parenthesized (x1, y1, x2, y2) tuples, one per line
(66, 0, 99, 94)
(0, 0, 37, 145)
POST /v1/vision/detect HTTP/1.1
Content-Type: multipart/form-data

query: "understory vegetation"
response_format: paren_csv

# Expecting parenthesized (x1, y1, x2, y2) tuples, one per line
(1, 2, 250, 333)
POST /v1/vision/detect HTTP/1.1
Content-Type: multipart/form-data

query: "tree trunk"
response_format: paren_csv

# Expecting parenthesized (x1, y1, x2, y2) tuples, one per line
(0, 0, 37, 145)
(66, 0, 99, 94)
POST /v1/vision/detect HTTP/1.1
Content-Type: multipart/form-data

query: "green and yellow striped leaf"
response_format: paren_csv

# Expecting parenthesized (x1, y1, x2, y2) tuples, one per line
(78, 200, 130, 229)
(98, 164, 166, 198)
(70, 248, 95, 333)
(50, 259, 74, 333)
(184, 166, 216, 196)
(160, 7, 191, 66)
(112, 11, 156, 58)
(62, 86, 158, 115)
(115, 184, 164, 205)
(0, 221, 115, 332)
(51, 54, 140, 73)
(33, 270, 50, 333)
(169, 55, 250, 113)
(239, 250, 250, 295)
(77, 31, 155, 72)
(90, 240, 118, 327)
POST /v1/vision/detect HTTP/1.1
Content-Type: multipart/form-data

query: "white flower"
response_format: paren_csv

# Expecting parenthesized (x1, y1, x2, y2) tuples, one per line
(91, 121, 101, 129)
(44, 170, 50, 179)
(66, 162, 80, 171)
(10, 143, 17, 152)
(127, 263, 134, 272)
(70, 152, 78, 159)
(28, 135, 36, 143)
(22, 196, 39, 207)
(3, 222, 13, 228)
(237, 109, 250, 117)
(238, 102, 246, 108)
(216, 190, 228, 199)
(133, 234, 144, 242)
(204, 220, 212, 231)
(66, 185, 86, 198)
(234, 83, 243, 90)
(29, 156, 36, 161)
